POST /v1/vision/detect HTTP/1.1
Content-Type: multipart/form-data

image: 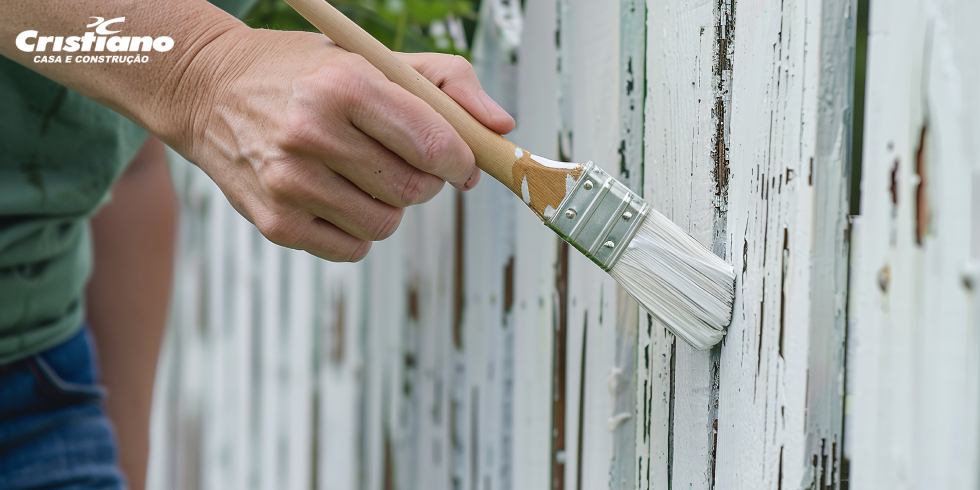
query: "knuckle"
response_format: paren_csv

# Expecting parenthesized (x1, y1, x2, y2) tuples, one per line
(279, 112, 320, 151)
(449, 55, 474, 77)
(261, 161, 306, 200)
(321, 56, 374, 109)
(254, 211, 305, 249)
(416, 123, 457, 169)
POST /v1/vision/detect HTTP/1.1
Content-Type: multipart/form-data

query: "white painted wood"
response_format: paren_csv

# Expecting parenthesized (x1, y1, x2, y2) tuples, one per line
(407, 189, 457, 490)
(559, 2, 642, 490)
(285, 252, 315, 490)
(257, 235, 284, 490)
(639, 0, 853, 488)
(846, 0, 980, 487)
(316, 260, 362, 490)
(509, 0, 560, 488)
(640, 1, 718, 487)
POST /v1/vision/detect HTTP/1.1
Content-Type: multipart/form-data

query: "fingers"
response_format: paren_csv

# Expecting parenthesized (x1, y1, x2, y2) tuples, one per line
(256, 209, 372, 262)
(333, 57, 477, 189)
(397, 53, 516, 135)
(323, 122, 447, 207)
(255, 155, 405, 243)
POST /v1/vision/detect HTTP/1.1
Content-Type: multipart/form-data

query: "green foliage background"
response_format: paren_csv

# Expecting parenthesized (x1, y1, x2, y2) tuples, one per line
(244, 0, 479, 57)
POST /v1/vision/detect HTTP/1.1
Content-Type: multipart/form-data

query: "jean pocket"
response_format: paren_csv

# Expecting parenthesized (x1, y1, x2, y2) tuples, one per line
(27, 354, 106, 405)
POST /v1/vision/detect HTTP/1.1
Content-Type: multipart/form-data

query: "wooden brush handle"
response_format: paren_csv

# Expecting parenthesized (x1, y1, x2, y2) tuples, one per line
(283, 0, 583, 219)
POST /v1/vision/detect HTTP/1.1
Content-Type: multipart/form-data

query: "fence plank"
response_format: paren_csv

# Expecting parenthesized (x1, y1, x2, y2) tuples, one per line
(640, 0, 854, 488)
(509, 0, 561, 487)
(847, 0, 980, 487)
(641, 1, 719, 487)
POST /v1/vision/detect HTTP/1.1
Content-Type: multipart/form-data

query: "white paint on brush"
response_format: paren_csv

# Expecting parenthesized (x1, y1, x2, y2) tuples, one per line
(530, 153, 580, 170)
(521, 175, 531, 204)
(611, 212, 735, 350)
(515, 146, 523, 159)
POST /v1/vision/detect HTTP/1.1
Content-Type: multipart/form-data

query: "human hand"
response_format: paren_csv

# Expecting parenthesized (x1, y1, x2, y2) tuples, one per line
(158, 26, 514, 262)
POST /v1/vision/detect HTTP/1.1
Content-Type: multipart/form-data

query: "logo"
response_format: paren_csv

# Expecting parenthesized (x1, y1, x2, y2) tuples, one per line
(16, 17, 174, 64)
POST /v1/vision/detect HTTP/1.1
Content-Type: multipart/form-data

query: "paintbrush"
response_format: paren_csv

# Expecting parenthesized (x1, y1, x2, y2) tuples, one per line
(282, 0, 736, 349)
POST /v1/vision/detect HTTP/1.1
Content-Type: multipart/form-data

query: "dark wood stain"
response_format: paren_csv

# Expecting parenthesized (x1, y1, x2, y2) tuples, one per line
(384, 431, 394, 490)
(779, 227, 789, 358)
(331, 292, 346, 365)
(407, 280, 420, 322)
(915, 125, 930, 245)
(453, 190, 465, 349)
(503, 255, 515, 315)
(575, 314, 588, 490)
(552, 242, 569, 490)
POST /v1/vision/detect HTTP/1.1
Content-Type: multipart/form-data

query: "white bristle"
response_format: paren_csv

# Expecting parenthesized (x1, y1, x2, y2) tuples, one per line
(609, 209, 736, 350)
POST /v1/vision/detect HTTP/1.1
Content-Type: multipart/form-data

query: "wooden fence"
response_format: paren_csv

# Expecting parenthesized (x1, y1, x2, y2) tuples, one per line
(147, 0, 980, 488)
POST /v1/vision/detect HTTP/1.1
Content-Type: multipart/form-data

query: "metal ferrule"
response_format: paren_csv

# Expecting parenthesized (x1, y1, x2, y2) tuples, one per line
(545, 162, 650, 271)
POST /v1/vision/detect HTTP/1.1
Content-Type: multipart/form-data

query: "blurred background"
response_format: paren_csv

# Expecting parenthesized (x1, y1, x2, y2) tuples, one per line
(244, 0, 478, 56)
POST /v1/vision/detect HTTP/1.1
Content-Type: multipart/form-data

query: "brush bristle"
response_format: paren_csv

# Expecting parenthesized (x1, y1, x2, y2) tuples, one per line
(610, 210, 736, 350)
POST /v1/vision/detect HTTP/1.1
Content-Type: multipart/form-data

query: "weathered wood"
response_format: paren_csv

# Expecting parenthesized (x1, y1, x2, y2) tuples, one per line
(639, 0, 853, 488)
(640, 1, 719, 487)
(846, 0, 980, 486)
(148, 1, 868, 488)
(510, 0, 561, 488)
(316, 261, 362, 490)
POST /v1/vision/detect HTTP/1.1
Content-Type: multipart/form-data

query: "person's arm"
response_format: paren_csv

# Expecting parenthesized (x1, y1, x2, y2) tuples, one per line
(86, 136, 176, 490)
(1, 0, 514, 261)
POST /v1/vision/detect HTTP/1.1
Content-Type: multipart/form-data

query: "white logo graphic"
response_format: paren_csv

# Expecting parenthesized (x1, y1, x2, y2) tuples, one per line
(16, 17, 174, 63)
(87, 17, 126, 35)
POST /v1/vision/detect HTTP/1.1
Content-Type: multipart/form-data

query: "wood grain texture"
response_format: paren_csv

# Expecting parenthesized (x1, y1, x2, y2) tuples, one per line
(559, 2, 644, 490)
(509, 0, 561, 487)
(641, 1, 718, 487)
(846, 0, 980, 487)
(639, 0, 853, 488)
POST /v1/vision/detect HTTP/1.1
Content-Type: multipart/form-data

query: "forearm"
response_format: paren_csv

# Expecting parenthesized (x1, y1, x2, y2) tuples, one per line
(0, 0, 243, 142)
(86, 136, 177, 490)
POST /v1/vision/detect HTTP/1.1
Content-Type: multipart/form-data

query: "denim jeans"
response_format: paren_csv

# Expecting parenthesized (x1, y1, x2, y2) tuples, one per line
(0, 326, 126, 489)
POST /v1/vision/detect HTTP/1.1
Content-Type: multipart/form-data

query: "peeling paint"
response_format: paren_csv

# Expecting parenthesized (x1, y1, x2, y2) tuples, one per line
(914, 124, 930, 245)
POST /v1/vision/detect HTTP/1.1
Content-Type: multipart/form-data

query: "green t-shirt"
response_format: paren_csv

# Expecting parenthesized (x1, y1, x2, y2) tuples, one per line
(0, 0, 256, 364)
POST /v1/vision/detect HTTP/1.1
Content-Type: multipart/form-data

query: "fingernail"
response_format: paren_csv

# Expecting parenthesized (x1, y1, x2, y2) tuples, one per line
(464, 167, 481, 189)
(452, 167, 481, 191)
(478, 90, 506, 119)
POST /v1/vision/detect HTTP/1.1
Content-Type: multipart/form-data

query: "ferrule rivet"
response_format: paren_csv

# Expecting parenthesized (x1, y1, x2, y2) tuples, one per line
(584, 181, 594, 190)
(565, 209, 577, 219)
(622, 211, 633, 221)
(603, 240, 615, 248)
